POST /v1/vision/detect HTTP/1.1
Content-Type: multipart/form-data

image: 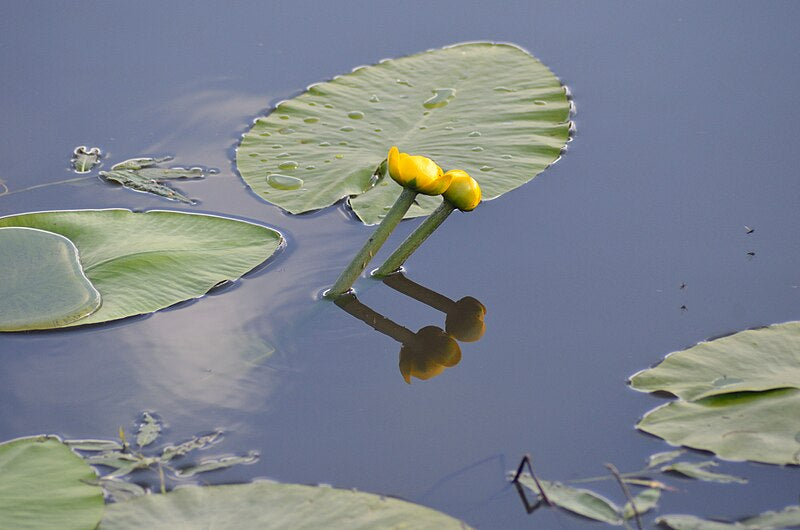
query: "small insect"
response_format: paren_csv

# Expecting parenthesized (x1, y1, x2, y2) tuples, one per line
(679, 282, 686, 290)
(746, 251, 756, 257)
(745, 226, 755, 234)
(680, 305, 687, 312)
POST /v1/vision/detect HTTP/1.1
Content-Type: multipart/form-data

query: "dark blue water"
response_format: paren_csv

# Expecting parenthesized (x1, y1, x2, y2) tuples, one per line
(1, 2, 798, 528)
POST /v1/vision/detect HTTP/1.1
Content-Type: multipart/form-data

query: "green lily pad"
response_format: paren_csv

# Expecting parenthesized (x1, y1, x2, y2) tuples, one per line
(631, 321, 800, 464)
(630, 321, 800, 401)
(0, 227, 101, 331)
(637, 388, 800, 465)
(100, 481, 471, 529)
(515, 475, 623, 525)
(0, 209, 283, 327)
(0, 436, 104, 530)
(657, 505, 800, 529)
(237, 42, 570, 224)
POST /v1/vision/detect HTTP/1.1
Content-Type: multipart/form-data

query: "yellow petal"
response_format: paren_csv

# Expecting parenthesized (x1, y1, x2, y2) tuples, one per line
(387, 146, 401, 181)
(442, 170, 481, 211)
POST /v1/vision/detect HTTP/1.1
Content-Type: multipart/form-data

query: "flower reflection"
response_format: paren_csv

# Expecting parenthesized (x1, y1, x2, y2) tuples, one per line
(334, 275, 486, 384)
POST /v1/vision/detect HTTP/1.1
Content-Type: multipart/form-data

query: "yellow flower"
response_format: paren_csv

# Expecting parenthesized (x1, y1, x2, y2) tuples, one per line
(442, 170, 481, 211)
(387, 146, 451, 196)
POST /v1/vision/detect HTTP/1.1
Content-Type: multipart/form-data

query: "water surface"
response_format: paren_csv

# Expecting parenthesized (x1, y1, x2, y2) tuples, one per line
(1, 2, 799, 528)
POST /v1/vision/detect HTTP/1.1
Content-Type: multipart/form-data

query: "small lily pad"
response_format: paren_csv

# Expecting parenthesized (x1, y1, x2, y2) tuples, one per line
(72, 146, 102, 173)
(0, 227, 101, 331)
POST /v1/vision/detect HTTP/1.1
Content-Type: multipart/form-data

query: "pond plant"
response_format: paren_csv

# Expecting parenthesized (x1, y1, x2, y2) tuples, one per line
(1, 39, 796, 528)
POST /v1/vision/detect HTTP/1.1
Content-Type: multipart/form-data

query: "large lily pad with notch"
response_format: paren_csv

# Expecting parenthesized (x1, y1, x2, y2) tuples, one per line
(630, 321, 800, 401)
(100, 481, 471, 529)
(0, 227, 101, 331)
(237, 42, 570, 224)
(637, 388, 800, 465)
(0, 209, 283, 327)
(0, 436, 104, 530)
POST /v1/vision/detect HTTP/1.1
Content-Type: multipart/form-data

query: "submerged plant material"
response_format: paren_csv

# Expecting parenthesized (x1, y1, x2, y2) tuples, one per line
(510, 450, 759, 527)
(631, 321, 800, 465)
(0, 227, 101, 331)
(0, 209, 283, 328)
(66, 412, 252, 499)
(100, 156, 212, 204)
(0, 436, 105, 530)
(72, 146, 102, 173)
(237, 42, 571, 224)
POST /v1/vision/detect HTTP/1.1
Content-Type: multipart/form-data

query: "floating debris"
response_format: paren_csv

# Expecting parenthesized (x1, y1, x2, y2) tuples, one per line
(72, 146, 102, 173)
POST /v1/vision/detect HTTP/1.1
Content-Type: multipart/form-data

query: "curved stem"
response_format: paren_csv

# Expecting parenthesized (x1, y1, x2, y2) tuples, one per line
(334, 294, 416, 344)
(0, 175, 95, 198)
(327, 187, 417, 298)
(373, 200, 455, 277)
(382, 273, 455, 313)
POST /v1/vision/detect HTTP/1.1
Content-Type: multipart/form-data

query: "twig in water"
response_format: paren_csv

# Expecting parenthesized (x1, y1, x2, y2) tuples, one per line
(606, 463, 642, 530)
(512, 454, 552, 507)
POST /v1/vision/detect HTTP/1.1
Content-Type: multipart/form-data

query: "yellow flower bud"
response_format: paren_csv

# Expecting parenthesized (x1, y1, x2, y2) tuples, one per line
(442, 170, 481, 211)
(387, 146, 451, 196)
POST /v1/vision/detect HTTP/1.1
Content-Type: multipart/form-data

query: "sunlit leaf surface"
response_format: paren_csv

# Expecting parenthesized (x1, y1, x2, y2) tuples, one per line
(100, 482, 471, 529)
(0, 436, 104, 530)
(630, 321, 800, 400)
(237, 42, 570, 224)
(638, 389, 800, 465)
(0, 227, 101, 331)
(0, 209, 283, 327)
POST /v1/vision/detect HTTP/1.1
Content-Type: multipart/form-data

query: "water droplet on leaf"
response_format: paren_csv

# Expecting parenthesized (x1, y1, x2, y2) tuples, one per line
(348, 111, 365, 120)
(423, 88, 456, 109)
(468, 131, 481, 137)
(278, 161, 299, 170)
(266, 174, 303, 190)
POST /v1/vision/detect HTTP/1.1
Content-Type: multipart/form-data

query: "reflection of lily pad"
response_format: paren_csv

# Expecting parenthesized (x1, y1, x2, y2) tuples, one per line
(100, 482, 471, 529)
(0, 227, 101, 331)
(0, 436, 104, 530)
(630, 321, 800, 400)
(0, 209, 283, 327)
(237, 42, 570, 224)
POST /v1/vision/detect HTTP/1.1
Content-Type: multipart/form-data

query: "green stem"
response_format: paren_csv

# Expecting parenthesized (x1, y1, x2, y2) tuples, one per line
(326, 187, 418, 297)
(373, 200, 455, 278)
